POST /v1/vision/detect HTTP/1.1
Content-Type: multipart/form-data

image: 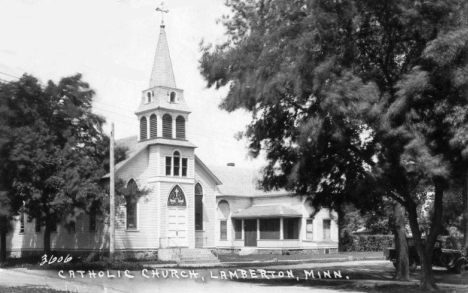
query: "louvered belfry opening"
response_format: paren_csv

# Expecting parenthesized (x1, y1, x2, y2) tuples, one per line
(140, 117, 147, 140)
(162, 114, 172, 138)
(150, 114, 157, 138)
(176, 116, 185, 139)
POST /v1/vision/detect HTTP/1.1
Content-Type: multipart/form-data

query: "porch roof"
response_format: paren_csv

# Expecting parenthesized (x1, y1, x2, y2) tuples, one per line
(231, 205, 302, 219)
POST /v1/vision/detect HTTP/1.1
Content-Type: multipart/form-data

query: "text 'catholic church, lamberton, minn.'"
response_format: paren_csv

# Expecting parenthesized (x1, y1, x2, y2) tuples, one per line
(5, 10, 338, 260)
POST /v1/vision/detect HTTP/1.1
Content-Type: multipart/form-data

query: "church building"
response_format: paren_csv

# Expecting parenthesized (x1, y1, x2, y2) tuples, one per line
(4, 18, 338, 259)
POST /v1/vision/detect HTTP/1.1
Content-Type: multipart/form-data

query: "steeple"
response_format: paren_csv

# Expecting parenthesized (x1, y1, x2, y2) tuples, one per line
(135, 3, 191, 143)
(149, 4, 176, 88)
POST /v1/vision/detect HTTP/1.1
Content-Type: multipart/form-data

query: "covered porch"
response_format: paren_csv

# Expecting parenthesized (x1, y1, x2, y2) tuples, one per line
(230, 205, 302, 248)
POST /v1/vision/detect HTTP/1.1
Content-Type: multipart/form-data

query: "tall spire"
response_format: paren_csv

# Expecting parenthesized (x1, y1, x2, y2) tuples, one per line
(150, 3, 176, 88)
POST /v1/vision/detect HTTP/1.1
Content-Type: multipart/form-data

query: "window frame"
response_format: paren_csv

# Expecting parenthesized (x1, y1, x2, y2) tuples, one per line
(283, 218, 300, 240)
(181, 158, 188, 177)
(259, 218, 281, 240)
(306, 219, 314, 240)
(195, 183, 203, 231)
(173, 151, 181, 176)
(323, 219, 331, 240)
(140, 116, 148, 140)
(19, 213, 25, 234)
(125, 179, 139, 230)
(234, 219, 243, 240)
(220, 220, 227, 240)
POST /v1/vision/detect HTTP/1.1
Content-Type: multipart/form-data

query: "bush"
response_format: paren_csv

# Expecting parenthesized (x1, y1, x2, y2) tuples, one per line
(340, 234, 393, 252)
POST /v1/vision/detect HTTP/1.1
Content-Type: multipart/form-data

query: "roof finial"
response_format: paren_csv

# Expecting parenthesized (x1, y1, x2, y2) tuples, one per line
(156, 2, 169, 28)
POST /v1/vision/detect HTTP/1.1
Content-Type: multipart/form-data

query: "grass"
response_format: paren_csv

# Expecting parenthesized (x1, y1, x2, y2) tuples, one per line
(0, 287, 68, 293)
(356, 284, 467, 293)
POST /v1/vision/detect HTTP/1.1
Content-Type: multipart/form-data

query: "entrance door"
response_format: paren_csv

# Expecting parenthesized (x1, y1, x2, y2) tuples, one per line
(167, 208, 188, 247)
(244, 219, 257, 247)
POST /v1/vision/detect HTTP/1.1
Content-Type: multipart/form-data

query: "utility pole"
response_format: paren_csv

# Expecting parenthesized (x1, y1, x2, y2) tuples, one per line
(110, 122, 115, 260)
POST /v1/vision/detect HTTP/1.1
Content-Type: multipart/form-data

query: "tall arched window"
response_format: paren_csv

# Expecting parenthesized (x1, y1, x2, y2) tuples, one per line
(125, 179, 138, 229)
(150, 114, 157, 138)
(195, 183, 203, 230)
(162, 114, 172, 138)
(176, 116, 185, 139)
(173, 151, 180, 176)
(140, 117, 147, 140)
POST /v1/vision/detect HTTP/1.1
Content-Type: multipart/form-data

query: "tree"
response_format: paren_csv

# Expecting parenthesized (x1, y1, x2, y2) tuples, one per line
(0, 74, 108, 254)
(199, 0, 464, 289)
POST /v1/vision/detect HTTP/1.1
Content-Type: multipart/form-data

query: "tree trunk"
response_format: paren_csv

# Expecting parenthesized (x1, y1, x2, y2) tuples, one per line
(0, 230, 6, 264)
(43, 218, 51, 254)
(463, 173, 468, 253)
(0, 215, 7, 264)
(394, 202, 409, 281)
(406, 178, 445, 291)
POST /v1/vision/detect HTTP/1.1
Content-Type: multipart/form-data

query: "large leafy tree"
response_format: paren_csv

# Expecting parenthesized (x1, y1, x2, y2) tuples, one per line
(0, 74, 108, 254)
(200, 0, 465, 289)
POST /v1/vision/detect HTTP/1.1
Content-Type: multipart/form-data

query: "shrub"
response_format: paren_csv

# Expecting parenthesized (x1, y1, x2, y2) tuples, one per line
(340, 234, 393, 252)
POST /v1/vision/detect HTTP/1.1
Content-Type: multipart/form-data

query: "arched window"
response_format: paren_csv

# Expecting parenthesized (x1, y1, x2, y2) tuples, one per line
(125, 179, 138, 229)
(173, 151, 180, 176)
(170, 92, 176, 103)
(140, 117, 147, 140)
(146, 91, 153, 103)
(176, 116, 185, 139)
(165, 151, 188, 177)
(150, 114, 157, 138)
(168, 185, 186, 206)
(195, 183, 203, 230)
(218, 200, 230, 240)
(162, 114, 172, 138)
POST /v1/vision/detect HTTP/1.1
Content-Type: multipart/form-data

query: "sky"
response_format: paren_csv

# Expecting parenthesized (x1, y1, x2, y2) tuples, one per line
(0, 0, 265, 168)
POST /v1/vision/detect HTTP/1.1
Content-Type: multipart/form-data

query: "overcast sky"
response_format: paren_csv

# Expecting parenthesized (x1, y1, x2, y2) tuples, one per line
(0, 0, 265, 168)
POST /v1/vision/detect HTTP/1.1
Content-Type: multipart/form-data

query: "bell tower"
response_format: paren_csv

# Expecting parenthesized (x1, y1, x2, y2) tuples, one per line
(138, 3, 197, 249)
(135, 4, 190, 142)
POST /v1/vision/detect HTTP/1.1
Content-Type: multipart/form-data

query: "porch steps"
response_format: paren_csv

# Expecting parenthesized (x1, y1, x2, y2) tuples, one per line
(158, 248, 221, 265)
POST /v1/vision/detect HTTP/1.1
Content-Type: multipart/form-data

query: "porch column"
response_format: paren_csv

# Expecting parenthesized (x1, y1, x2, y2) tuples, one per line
(280, 218, 284, 240)
(257, 219, 260, 240)
(242, 219, 245, 240)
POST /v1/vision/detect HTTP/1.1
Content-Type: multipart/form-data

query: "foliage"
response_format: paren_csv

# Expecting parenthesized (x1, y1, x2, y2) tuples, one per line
(0, 74, 108, 252)
(340, 233, 394, 252)
(199, 0, 468, 289)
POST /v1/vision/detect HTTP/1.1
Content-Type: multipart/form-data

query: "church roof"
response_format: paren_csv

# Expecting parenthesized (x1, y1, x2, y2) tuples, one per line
(149, 25, 176, 88)
(208, 165, 289, 197)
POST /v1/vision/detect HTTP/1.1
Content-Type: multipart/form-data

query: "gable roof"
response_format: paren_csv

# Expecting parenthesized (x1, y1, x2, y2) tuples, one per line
(104, 136, 291, 199)
(207, 165, 289, 197)
(102, 135, 196, 178)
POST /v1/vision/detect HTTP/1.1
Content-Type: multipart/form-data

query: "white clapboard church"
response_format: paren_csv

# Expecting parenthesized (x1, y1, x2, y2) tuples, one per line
(5, 18, 338, 260)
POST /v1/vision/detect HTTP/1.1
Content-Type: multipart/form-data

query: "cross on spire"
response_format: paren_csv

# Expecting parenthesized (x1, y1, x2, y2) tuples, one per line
(156, 2, 169, 27)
